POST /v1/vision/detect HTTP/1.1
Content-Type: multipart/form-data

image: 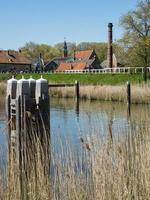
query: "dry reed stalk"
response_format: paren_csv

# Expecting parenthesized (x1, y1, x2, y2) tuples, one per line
(49, 114, 150, 200)
(50, 85, 150, 104)
(6, 110, 51, 200)
(1, 112, 150, 199)
(0, 83, 6, 105)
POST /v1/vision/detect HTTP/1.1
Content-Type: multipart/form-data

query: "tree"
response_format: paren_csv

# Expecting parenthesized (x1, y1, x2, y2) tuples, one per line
(120, 0, 150, 70)
(20, 42, 61, 61)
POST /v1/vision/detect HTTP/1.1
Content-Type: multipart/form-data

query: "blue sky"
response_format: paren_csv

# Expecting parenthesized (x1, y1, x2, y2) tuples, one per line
(0, 0, 137, 50)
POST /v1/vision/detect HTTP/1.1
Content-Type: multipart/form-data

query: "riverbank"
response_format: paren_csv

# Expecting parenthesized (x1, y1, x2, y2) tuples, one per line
(16, 73, 149, 85)
(1, 82, 150, 104)
(0, 73, 149, 85)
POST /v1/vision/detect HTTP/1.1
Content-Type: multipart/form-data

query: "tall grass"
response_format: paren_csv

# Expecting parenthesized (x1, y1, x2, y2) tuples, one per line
(50, 114, 150, 199)
(1, 98, 150, 199)
(0, 82, 6, 105)
(50, 85, 150, 104)
(1, 82, 150, 103)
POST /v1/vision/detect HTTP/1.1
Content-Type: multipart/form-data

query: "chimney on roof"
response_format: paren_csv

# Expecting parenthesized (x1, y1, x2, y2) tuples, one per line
(64, 39, 68, 58)
(107, 23, 113, 68)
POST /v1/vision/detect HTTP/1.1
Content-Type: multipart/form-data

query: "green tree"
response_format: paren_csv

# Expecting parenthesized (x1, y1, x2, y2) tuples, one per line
(20, 42, 61, 61)
(120, 0, 150, 68)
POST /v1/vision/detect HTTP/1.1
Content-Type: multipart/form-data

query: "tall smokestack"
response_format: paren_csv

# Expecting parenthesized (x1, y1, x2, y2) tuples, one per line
(107, 23, 113, 68)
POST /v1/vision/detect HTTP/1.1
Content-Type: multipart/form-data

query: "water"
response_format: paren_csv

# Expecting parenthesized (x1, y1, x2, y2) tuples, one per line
(1, 98, 150, 197)
(1, 98, 150, 164)
(1, 98, 150, 146)
(50, 98, 150, 141)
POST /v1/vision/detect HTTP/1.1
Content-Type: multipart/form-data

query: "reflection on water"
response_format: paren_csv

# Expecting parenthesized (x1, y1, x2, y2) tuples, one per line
(1, 99, 150, 198)
(50, 98, 150, 141)
(0, 98, 150, 147)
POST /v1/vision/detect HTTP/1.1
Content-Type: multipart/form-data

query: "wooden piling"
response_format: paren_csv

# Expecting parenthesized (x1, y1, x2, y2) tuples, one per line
(127, 81, 131, 117)
(6, 77, 50, 199)
(75, 80, 80, 101)
(127, 81, 131, 106)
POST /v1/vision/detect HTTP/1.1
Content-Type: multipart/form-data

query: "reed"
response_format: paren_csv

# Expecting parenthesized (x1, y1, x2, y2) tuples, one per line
(0, 109, 150, 199)
(0, 82, 6, 105)
(50, 115, 150, 200)
(1, 88, 150, 199)
(1, 83, 150, 103)
(50, 85, 150, 104)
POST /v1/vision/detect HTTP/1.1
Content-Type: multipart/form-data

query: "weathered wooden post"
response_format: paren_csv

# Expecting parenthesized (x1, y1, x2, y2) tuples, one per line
(35, 76, 50, 175)
(127, 81, 131, 116)
(6, 76, 17, 197)
(75, 80, 80, 101)
(16, 77, 31, 199)
(6, 76, 50, 199)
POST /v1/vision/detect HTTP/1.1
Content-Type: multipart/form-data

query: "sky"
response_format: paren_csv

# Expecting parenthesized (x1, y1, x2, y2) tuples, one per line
(0, 0, 138, 50)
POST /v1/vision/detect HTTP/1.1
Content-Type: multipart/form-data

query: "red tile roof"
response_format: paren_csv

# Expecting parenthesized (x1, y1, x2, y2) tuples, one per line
(56, 62, 87, 71)
(75, 50, 93, 60)
(0, 50, 31, 64)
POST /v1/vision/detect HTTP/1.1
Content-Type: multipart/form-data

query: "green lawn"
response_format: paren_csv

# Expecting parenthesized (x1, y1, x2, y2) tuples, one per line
(0, 72, 149, 85)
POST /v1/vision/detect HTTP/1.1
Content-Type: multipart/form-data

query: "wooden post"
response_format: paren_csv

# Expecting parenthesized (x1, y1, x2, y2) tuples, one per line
(6, 77, 50, 199)
(75, 80, 80, 101)
(127, 81, 131, 106)
(127, 81, 131, 116)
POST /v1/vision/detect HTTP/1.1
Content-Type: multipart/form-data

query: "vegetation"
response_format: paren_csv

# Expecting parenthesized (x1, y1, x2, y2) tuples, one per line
(1, 102, 150, 199)
(15, 73, 150, 85)
(119, 0, 150, 67)
(50, 85, 150, 104)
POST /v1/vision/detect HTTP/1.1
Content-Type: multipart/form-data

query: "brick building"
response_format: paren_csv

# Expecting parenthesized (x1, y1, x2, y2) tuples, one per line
(0, 50, 32, 72)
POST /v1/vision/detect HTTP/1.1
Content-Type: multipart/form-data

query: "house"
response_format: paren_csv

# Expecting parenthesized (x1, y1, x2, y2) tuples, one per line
(56, 49, 101, 72)
(0, 50, 32, 72)
(45, 40, 101, 72)
(45, 56, 74, 72)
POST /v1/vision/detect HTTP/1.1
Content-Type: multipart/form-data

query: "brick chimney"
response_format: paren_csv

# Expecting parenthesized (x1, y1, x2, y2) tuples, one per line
(107, 23, 113, 68)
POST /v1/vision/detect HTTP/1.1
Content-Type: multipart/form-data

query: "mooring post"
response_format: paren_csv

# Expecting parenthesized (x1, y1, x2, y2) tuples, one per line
(6, 76, 50, 199)
(127, 81, 131, 116)
(75, 80, 80, 101)
(127, 81, 131, 106)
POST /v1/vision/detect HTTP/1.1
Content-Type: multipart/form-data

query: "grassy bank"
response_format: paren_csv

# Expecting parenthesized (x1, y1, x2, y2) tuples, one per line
(0, 72, 150, 85)
(15, 73, 150, 85)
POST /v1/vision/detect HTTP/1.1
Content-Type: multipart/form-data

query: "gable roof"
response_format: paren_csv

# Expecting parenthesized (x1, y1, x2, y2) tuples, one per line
(75, 50, 94, 60)
(0, 50, 31, 64)
(45, 56, 74, 67)
(56, 62, 87, 71)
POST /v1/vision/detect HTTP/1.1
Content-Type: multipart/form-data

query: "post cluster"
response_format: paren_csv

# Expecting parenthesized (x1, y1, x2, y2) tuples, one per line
(6, 76, 50, 198)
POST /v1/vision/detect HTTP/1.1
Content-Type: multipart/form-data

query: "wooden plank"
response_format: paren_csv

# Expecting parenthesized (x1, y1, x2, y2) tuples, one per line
(48, 84, 74, 87)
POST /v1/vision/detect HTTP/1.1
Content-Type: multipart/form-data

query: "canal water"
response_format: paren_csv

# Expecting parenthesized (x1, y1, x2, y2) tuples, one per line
(0, 98, 150, 168)
(0, 98, 150, 149)
(1, 98, 150, 198)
